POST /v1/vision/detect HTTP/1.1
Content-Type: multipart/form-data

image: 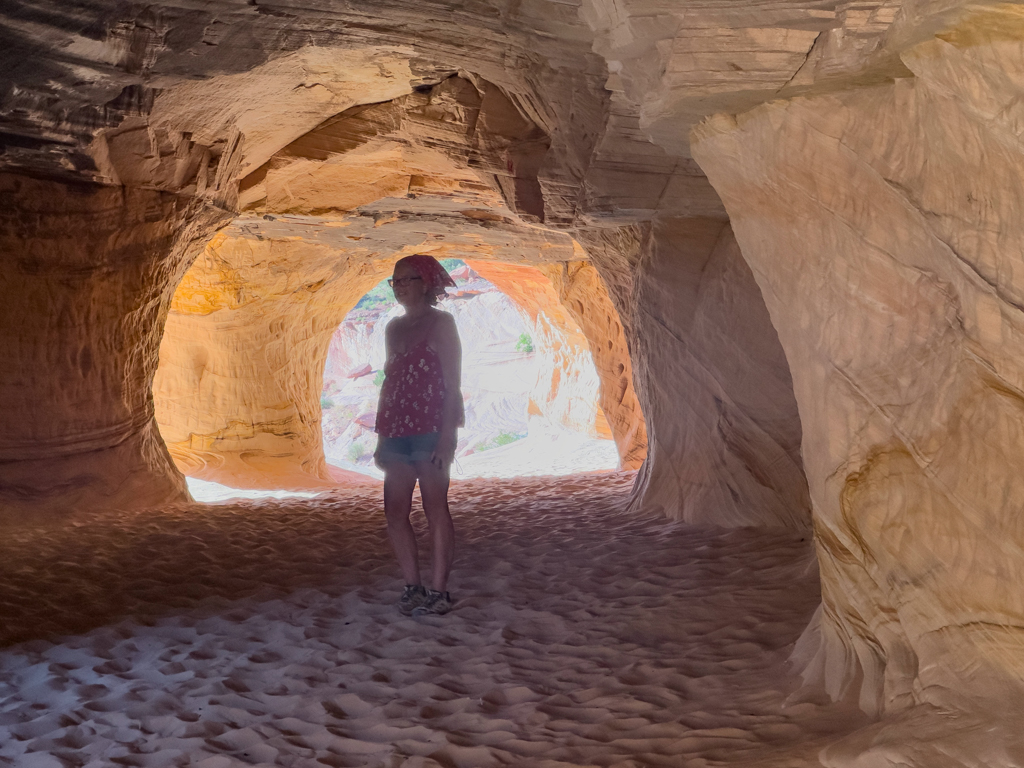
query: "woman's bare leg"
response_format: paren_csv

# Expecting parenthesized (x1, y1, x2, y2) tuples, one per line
(382, 461, 421, 585)
(415, 460, 454, 592)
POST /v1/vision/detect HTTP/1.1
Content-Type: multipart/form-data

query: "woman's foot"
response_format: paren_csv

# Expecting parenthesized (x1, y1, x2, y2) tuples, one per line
(398, 584, 428, 615)
(412, 589, 453, 616)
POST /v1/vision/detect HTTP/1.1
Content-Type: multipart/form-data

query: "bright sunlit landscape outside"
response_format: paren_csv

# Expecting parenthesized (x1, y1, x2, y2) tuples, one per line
(320, 259, 619, 480)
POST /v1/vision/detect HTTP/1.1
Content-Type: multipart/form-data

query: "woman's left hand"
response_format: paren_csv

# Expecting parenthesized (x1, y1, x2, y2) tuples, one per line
(431, 431, 457, 470)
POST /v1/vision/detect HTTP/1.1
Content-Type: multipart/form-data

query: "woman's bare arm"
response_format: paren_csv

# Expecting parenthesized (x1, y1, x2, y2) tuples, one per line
(383, 318, 397, 359)
(373, 319, 397, 469)
(430, 311, 463, 467)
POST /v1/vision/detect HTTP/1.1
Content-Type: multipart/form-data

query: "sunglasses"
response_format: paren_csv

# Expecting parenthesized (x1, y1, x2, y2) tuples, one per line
(388, 276, 423, 288)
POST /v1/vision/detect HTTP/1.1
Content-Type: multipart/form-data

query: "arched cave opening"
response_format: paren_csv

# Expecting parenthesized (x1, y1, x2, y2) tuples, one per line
(151, 224, 647, 501)
(322, 258, 620, 479)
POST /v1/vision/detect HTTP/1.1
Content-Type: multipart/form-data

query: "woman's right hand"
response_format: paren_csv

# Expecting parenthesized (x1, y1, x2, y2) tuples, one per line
(430, 430, 457, 471)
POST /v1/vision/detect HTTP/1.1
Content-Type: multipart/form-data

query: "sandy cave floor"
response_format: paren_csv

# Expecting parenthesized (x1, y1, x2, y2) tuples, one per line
(0, 472, 868, 767)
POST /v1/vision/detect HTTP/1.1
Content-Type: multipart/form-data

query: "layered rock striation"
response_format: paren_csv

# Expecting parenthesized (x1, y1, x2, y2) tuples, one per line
(0, 173, 226, 516)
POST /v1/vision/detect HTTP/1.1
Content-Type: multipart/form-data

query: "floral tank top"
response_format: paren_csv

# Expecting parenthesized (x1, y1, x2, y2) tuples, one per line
(375, 339, 449, 438)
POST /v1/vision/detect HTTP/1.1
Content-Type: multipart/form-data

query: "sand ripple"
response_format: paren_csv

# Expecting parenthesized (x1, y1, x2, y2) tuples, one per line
(0, 472, 866, 766)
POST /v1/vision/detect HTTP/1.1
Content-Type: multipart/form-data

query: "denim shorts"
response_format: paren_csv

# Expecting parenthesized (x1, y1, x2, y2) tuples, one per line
(377, 432, 440, 465)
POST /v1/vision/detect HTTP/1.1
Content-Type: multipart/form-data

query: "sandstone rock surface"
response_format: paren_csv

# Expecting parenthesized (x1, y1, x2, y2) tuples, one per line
(692, 2, 1024, 751)
(0, 0, 808, 533)
(541, 259, 648, 469)
(154, 232, 392, 489)
(0, 174, 225, 516)
(627, 220, 809, 526)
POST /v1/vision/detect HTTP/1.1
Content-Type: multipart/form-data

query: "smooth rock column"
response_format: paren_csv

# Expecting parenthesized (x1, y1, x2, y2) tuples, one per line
(0, 173, 225, 516)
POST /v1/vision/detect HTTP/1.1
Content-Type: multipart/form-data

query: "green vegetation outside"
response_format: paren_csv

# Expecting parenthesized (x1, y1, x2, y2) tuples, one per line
(354, 278, 394, 311)
(476, 430, 527, 452)
(439, 258, 465, 273)
(515, 332, 534, 353)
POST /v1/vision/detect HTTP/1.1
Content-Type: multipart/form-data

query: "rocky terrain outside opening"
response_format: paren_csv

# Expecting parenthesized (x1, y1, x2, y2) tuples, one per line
(320, 259, 621, 483)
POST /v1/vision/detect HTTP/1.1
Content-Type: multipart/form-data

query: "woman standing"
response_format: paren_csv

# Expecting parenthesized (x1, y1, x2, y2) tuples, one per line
(374, 255, 464, 616)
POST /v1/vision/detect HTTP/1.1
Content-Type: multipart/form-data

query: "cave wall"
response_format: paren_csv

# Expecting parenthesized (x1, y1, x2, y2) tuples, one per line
(541, 258, 648, 469)
(580, 220, 809, 527)
(8, 0, 1024, 757)
(154, 233, 392, 489)
(692, 7, 1024, 721)
(0, 1, 813, 531)
(0, 173, 226, 516)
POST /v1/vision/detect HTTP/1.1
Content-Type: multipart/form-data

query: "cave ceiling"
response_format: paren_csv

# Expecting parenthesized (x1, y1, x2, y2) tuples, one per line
(0, 0, 938, 232)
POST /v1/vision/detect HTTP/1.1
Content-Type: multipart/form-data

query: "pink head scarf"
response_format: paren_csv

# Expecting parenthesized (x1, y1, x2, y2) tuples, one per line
(395, 254, 456, 303)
